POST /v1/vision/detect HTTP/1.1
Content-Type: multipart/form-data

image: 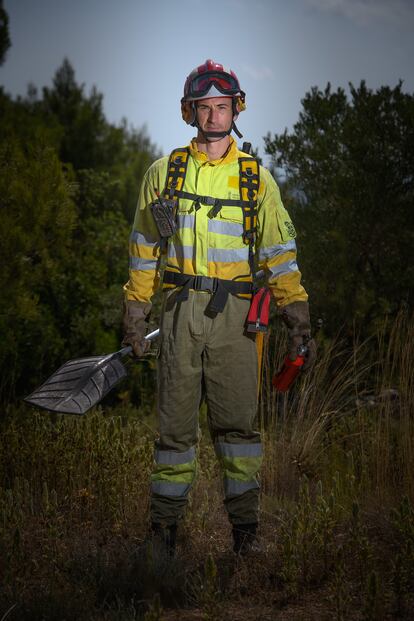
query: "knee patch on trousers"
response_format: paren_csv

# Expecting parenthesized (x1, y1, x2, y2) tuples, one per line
(151, 445, 197, 498)
(214, 442, 262, 496)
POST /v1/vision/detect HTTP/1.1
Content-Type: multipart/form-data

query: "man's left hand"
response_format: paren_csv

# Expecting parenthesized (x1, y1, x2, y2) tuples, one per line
(281, 301, 317, 371)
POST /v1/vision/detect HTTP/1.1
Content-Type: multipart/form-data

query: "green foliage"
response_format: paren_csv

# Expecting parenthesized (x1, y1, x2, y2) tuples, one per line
(0, 59, 160, 405)
(278, 475, 338, 591)
(43, 58, 119, 172)
(40, 59, 161, 220)
(0, 136, 133, 401)
(265, 81, 414, 334)
(0, 137, 77, 400)
(62, 169, 130, 357)
(0, 0, 11, 65)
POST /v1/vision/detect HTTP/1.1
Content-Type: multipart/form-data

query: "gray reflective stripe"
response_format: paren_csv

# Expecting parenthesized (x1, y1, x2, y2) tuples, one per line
(151, 481, 192, 497)
(224, 478, 259, 496)
(130, 230, 159, 246)
(215, 443, 262, 458)
(208, 220, 243, 237)
(268, 258, 299, 279)
(177, 214, 195, 230)
(168, 243, 194, 260)
(259, 239, 297, 261)
(129, 256, 158, 270)
(208, 247, 249, 263)
(155, 446, 196, 465)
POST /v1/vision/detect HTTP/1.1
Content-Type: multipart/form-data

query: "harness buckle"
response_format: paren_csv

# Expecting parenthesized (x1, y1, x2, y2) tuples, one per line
(193, 276, 217, 293)
(201, 196, 216, 206)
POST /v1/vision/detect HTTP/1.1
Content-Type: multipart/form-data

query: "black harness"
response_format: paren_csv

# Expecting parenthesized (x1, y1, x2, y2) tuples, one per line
(161, 146, 260, 312)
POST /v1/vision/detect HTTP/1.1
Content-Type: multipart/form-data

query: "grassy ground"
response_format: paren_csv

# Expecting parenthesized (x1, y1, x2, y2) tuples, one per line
(1, 311, 413, 620)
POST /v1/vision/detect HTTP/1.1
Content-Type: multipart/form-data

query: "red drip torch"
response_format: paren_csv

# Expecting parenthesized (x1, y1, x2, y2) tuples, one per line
(272, 344, 308, 392)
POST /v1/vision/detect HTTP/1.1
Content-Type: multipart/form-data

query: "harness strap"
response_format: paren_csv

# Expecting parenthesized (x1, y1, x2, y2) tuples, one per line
(163, 271, 253, 314)
(173, 189, 254, 208)
(172, 189, 256, 218)
(239, 157, 260, 275)
(164, 148, 190, 204)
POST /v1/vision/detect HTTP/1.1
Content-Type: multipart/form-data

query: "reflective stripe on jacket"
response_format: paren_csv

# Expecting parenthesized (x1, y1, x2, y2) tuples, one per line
(124, 137, 308, 307)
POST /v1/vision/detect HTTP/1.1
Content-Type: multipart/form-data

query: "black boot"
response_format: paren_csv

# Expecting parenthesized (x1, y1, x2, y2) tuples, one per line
(232, 523, 258, 555)
(151, 522, 177, 558)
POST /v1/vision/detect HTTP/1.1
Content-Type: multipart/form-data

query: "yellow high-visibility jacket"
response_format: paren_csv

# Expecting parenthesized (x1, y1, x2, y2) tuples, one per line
(124, 137, 308, 307)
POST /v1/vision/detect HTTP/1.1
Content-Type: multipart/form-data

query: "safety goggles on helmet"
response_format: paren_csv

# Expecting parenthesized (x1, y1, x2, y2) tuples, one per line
(187, 71, 242, 99)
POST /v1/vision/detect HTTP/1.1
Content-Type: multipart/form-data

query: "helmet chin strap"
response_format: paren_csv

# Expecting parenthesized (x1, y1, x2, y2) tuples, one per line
(195, 120, 243, 142)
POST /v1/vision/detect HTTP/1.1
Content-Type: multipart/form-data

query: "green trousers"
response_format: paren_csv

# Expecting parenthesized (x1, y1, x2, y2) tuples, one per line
(151, 290, 262, 527)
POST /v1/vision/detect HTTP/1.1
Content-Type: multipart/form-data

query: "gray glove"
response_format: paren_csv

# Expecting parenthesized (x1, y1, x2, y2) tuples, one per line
(122, 300, 152, 357)
(281, 301, 317, 371)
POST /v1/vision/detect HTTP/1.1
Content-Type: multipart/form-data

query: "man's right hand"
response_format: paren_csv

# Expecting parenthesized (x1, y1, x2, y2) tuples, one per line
(122, 300, 152, 357)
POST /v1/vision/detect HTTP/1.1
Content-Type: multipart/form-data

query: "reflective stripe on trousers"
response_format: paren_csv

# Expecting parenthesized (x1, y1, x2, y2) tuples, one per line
(215, 442, 262, 496)
(151, 445, 197, 497)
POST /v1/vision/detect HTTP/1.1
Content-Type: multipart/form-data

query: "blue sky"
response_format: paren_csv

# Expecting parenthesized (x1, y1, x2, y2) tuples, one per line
(2, 0, 414, 164)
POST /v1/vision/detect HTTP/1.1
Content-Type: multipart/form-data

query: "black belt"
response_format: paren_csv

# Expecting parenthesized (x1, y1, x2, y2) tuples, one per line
(162, 271, 253, 313)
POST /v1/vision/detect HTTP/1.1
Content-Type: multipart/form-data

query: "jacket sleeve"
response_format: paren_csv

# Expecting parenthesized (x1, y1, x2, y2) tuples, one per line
(256, 167, 308, 308)
(123, 158, 167, 303)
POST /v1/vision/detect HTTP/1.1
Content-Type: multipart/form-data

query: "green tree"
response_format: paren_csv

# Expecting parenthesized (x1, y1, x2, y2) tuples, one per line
(0, 85, 62, 151)
(0, 58, 161, 404)
(40, 59, 161, 221)
(265, 82, 414, 333)
(0, 0, 11, 65)
(41, 59, 161, 182)
(42, 58, 113, 171)
(64, 169, 130, 358)
(111, 120, 160, 222)
(0, 139, 133, 404)
(0, 137, 77, 401)
(0, 55, 163, 401)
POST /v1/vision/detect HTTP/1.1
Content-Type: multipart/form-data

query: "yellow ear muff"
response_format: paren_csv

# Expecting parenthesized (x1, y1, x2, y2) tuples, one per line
(236, 96, 246, 113)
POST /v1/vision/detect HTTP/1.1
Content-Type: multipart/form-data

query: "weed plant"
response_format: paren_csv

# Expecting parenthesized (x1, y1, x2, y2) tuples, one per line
(0, 310, 413, 619)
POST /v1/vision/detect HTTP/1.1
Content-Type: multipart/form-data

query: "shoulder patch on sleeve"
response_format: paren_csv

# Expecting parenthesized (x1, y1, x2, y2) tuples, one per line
(285, 221, 296, 237)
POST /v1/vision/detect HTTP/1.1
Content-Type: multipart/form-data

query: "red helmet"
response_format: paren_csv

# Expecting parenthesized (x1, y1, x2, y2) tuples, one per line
(181, 59, 246, 129)
(183, 59, 245, 102)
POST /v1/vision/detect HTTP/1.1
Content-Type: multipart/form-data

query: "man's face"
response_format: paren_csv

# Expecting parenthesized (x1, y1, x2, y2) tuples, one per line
(196, 97, 233, 140)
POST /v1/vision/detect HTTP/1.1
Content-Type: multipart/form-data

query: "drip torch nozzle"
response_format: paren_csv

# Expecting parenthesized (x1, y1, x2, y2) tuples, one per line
(272, 344, 308, 392)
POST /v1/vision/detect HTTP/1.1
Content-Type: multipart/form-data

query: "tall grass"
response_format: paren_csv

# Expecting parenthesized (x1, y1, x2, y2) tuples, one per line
(261, 309, 414, 505)
(1, 310, 413, 619)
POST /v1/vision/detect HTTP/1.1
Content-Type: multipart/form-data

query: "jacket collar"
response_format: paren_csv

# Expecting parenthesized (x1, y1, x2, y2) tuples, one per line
(188, 136, 239, 165)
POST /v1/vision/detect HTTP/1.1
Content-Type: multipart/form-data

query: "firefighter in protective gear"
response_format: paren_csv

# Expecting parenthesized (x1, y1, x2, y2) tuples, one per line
(123, 59, 316, 556)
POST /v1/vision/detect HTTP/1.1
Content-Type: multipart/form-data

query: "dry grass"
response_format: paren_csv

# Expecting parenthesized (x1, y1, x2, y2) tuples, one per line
(1, 310, 414, 620)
